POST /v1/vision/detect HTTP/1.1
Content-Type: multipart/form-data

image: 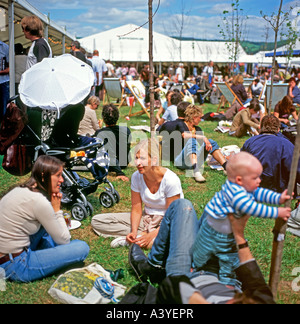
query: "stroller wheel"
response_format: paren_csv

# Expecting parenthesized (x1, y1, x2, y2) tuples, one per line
(71, 203, 88, 221)
(86, 201, 94, 217)
(113, 190, 120, 204)
(99, 192, 115, 208)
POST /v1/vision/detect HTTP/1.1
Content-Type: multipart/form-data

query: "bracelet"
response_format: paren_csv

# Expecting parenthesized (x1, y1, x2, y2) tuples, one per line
(237, 240, 249, 251)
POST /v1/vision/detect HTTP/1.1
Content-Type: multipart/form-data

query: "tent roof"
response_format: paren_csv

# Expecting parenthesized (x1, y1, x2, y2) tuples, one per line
(0, 0, 75, 55)
(80, 24, 263, 64)
(265, 40, 300, 58)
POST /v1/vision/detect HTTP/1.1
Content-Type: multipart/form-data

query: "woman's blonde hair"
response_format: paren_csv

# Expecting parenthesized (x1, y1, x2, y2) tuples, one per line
(87, 96, 100, 107)
(184, 104, 203, 123)
(134, 137, 160, 166)
(232, 74, 244, 85)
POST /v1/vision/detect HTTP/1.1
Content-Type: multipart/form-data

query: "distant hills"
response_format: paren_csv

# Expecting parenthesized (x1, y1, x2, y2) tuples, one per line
(172, 36, 290, 55)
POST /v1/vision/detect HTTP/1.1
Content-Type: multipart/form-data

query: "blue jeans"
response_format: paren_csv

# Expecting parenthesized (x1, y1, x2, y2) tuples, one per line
(148, 199, 201, 277)
(193, 213, 240, 287)
(0, 227, 89, 283)
(174, 138, 219, 170)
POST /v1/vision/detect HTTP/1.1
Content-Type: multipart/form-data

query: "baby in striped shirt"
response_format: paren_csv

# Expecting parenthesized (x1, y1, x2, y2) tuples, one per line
(192, 152, 291, 287)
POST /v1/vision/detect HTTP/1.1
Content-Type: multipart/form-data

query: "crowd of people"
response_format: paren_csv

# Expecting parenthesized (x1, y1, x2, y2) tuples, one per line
(0, 15, 300, 305)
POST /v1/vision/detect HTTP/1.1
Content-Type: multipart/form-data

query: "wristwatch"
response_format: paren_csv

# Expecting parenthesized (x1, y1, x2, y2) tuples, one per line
(237, 240, 249, 251)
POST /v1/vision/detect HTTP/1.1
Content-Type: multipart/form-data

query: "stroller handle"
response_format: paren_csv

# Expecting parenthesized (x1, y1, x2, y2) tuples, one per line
(72, 138, 108, 152)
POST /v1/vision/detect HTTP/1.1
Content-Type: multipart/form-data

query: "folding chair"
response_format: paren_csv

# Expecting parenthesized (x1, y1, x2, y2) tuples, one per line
(125, 80, 150, 118)
(264, 83, 289, 112)
(215, 82, 243, 112)
(103, 78, 126, 109)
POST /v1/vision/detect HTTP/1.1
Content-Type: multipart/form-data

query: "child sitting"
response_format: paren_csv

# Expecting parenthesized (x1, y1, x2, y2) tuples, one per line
(192, 152, 291, 287)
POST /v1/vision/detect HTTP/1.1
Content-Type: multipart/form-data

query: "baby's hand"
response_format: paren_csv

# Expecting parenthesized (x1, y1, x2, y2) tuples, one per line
(279, 189, 292, 205)
(277, 207, 291, 222)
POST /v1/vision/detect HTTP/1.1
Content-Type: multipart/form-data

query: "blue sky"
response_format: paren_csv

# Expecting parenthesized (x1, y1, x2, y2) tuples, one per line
(26, 0, 300, 41)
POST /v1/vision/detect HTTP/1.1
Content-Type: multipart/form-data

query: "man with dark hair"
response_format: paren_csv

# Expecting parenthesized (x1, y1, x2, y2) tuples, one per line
(158, 92, 182, 126)
(71, 41, 87, 63)
(21, 16, 52, 70)
(158, 101, 190, 163)
(242, 114, 300, 193)
(96, 104, 131, 181)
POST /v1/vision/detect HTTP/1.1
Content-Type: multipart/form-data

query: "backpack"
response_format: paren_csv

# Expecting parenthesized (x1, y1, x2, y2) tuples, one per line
(0, 101, 27, 155)
(0, 102, 32, 176)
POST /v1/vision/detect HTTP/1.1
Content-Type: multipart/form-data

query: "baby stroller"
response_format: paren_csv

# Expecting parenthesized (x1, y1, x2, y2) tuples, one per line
(1, 97, 120, 221)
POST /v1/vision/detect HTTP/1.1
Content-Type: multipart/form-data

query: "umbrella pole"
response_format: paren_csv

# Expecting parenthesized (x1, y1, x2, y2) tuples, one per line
(269, 116, 300, 298)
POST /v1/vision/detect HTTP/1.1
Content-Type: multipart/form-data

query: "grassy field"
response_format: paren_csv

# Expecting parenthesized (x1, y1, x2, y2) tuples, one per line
(0, 101, 299, 304)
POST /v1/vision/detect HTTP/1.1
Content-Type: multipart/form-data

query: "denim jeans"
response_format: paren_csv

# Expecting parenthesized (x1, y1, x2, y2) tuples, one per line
(193, 213, 240, 287)
(147, 199, 200, 277)
(174, 138, 219, 170)
(0, 227, 89, 283)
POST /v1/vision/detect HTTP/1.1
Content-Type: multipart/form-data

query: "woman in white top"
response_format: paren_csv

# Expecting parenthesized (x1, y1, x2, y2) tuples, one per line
(91, 138, 183, 249)
(0, 156, 89, 283)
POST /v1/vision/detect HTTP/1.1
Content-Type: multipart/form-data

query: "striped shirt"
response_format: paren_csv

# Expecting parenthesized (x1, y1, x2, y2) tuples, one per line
(205, 180, 281, 220)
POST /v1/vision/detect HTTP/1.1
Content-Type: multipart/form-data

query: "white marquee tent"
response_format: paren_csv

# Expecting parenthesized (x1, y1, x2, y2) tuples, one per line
(80, 24, 280, 65)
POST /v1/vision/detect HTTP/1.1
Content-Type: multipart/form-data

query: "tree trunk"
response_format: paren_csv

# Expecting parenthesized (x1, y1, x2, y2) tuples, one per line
(148, 0, 155, 134)
(268, 0, 283, 114)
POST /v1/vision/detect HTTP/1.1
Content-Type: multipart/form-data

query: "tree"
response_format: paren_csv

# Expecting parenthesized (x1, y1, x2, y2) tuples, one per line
(218, 0, 248, 68)
(148, 0, 155, 133)
(261, 0, 293, 114)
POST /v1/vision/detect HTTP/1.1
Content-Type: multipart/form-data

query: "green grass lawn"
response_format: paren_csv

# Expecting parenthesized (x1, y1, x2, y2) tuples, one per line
(0, 101, 299, 304)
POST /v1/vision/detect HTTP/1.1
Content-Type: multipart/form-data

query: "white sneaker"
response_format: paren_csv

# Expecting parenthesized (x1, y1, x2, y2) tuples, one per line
(110, 236, 129, 248)
(193, 171, 206, 183)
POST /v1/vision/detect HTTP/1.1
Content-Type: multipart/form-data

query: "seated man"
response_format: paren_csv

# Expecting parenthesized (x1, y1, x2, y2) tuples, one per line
(187, 82, 204, 105)
(241, 114, 300, 194)
(173, 104, 227, 183)
(96, 104, 131, 182)
(288, 77, 300, 105)
(158, 92, 182, 126)
(251, 79, 264, 97)
(158, 101, 190, 163)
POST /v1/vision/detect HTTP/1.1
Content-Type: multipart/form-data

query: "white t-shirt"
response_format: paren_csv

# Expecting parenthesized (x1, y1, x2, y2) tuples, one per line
(162, 104, 178, 121)
(131, 168, 184, 216)
(91, 56, 107, 86)
(176, 67, 184, 82)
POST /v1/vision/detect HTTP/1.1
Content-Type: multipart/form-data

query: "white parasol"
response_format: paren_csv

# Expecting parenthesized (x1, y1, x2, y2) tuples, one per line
(19, 54, 94, 117)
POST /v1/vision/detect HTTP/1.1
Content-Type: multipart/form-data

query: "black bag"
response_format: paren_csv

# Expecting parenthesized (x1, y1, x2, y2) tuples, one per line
(0, 102, 27, 155)
(119, 282, 157, 304)
(282, 126, 297, 144)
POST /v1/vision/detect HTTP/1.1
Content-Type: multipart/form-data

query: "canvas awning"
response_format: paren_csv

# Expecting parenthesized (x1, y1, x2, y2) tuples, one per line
(0, 0, 76, 96)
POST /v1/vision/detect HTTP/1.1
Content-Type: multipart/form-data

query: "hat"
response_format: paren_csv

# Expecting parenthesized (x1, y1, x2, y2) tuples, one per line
(287, 206, 300, 238)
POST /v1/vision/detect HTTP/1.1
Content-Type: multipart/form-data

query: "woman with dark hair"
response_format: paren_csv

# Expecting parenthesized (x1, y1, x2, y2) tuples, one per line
(288, 77, 300, 105)
(0, 156, 89, 283)
(274, 95, 298, 128)
(229, 98, 261, 138)
(96, 104, 131, 181)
